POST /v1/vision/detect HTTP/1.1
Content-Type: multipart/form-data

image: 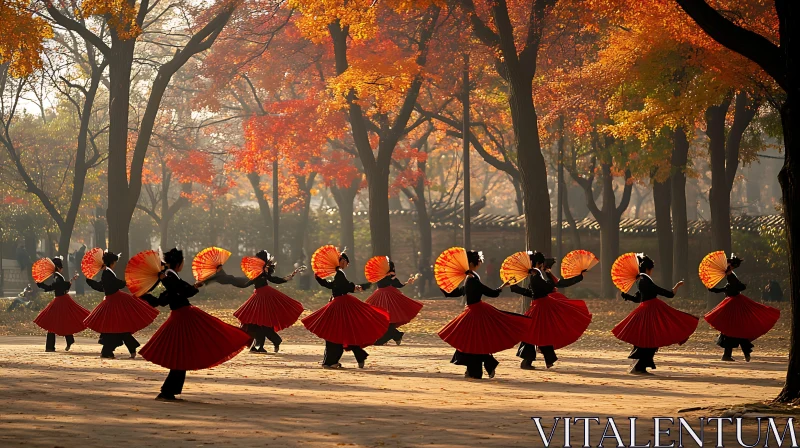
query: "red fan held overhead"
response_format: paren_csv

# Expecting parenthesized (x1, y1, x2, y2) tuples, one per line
(126, 250, 164, 297)
(311, 245, 341, 278)
(241, 256, 266, 281)
(699, 251, 728, 289)
(500, 252, 531, 285)
(364, 256, 391, 283)
(192, 247, 231, 282)
(81, 247, 104, 279)
(434, 247, 469, 293)
(32, 258, 56, 283)
(611, 252, 640, 293)
(561, 250, 599, 279)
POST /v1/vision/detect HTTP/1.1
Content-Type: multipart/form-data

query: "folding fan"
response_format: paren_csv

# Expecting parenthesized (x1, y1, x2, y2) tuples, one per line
(241, 256, 266, 280)
(434, 247, 469, 293)
(500, 251, 532, 285)
(311, 245, 341, 278)
(192, 247, 231, 282)
(699, 250, 728, 289)
(81, 247, 104, 279)
(125, 250, 164, 297)
(611, 252, 641, 293)
(365, 256, 391, 283)
(561, 249, 599, 279)
(32, 258, 56, 283)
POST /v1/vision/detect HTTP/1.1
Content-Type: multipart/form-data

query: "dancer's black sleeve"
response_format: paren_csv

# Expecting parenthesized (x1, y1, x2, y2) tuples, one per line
(316, 275, 333, 289)
(621, 292, 642, 303)
(510, 284, 533, 298)
(441, 286, 464, 297)
(478, 279, 502, 298)
(554, 273, 583, 288)
(86, 279, 104, 292)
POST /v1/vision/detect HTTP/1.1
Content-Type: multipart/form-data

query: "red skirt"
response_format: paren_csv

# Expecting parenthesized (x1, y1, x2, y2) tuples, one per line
(365, 286, 424, 327)
(521, 292, 592, 349)
(704, 294, 780, 341)
(34, 294, 90, 336)
(140, 305, 250, 370)
(233, 285, 304, 332)
(438, 301, 531, 354)
(301, 294, 390, 346)
(83, 291, 159, 334)
(612, 298, 698, 348)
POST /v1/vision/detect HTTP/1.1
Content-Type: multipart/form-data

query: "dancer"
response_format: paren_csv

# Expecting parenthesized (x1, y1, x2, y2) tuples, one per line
(303, 249, 388, 369)
(439, 250, 528, 379)
(34, 257, 88, 352)
(140, 249, 250, 401)
(85, 252, 159, 359)
(366, 260, 422, 346)
(230, 250, 304, 353)
(510, 252, 589, 370)
(613, 254, 697, 375)
(704, 256, 780, 362)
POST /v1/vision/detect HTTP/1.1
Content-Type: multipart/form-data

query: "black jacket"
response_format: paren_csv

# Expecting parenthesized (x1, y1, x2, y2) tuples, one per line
(86, 268, 127, 295)
(376, 276, 405, 289)
(441, 273, 501, 305)
(148, 270, 198, 310)
(316, 269, 371, 298)
(511, 270, 583, 299)
(36, 272, 71, 296)
(622, 274, 674, 303)
(709, 272, 747, 297)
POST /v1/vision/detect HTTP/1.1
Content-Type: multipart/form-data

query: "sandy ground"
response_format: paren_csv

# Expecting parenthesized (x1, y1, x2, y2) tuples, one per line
(1, 295, 796, 447)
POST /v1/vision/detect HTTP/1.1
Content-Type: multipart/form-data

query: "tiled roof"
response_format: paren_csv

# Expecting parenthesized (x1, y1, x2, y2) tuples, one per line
(319, 207, 784, 234)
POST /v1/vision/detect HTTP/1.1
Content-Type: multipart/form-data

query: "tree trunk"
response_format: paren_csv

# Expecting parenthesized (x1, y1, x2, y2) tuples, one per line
(706, 98, 733, 255)
(511, 80, 551, 253)
(776, 94, 800, 402)
(672, 127, 690, 290)
(247, 172, 272, 249)
(366, 163, 392, 257)
(653, 175, 673, 286)
(331, 179, 359, 280)
(106, 41, 136, 273)
(562, 186, 581, 249)
(599, 212, 621, 299)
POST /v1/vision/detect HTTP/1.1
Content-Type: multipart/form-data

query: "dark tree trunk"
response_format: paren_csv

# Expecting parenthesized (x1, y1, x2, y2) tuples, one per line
(652, 173, 673, 286)
(292, 174, 317, 263)
(672, 127, 690, 289)
(366, 163, 392, 257)
(331, 178, 359, 280)
(706, 98, 733, 255)
(562, 185, 581, 249)
(247, 172, 273, 249)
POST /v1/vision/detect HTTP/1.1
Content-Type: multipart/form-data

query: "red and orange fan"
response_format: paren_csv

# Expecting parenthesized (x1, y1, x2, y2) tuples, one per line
(434, 247, 470, 293)
(561, 249, 599, 279)
(126, 249, 164, 297)
(365, 256, 391, 283)
(311, 245, 341, 278)
(611, 252, 640, 293)
(192, 247, 231, 282)
(241, 256, 266, 281)
(31, 258, 56, 283)
(699, 250, 728, 289)
(81, 247, 104, 279)
(500, 251, 531, 285)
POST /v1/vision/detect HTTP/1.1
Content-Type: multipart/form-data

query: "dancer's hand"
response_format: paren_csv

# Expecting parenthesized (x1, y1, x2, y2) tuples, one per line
(194, 281, 204, 288)
(407, 275, 417, 284)
(673, 280, 685, 293)
(71, 273, 81, 281)
(499, 280, 509, 289)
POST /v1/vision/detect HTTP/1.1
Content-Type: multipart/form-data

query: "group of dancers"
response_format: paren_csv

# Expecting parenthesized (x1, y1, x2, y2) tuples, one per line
(28, 244, 780, 400)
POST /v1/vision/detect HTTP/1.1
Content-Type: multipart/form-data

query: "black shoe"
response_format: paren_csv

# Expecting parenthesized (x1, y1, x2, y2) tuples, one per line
(322, 363, 342, 369)
(721, 355, 736, 362)
(273, 344, 280, 354)
(394, 335, 403, 346)
(45, 348, 56, 353)
(100, 354, 115, 359)
(487, 369, 496, 379)
(520, 360, 535, 370)
(744, 353, 751, 362)
(357, 361, 365, 369)
(129, 350, 137, 359)
(65, 343, 72, 352)
(250, 346, 259, 353)
(156, 393, 183, 402)
(546, 363, 554, 369)
(256, 347, 268, 353)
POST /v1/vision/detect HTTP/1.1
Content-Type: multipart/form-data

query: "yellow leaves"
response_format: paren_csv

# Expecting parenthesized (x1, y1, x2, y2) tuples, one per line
(80, 0, 142, 40)
(0, 0, 53, 77)
(288, 0, 378, 43)
(326, 51, 419, 115)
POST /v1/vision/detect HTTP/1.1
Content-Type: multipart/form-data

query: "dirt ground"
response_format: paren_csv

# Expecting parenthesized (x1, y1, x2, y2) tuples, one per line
(0, 293, 796, 447)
